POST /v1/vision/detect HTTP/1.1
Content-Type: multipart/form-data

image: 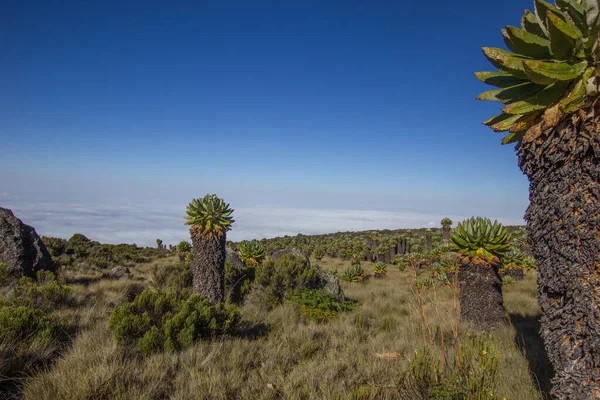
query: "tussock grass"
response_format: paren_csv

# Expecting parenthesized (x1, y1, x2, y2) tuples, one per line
(16, 256, 549, 399)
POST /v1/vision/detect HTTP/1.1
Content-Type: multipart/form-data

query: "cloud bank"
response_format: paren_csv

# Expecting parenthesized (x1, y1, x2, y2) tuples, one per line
(0, 201, 524, 247)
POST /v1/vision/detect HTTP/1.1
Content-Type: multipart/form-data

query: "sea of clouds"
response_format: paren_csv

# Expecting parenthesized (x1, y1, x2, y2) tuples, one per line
(0, 200, 525, 247)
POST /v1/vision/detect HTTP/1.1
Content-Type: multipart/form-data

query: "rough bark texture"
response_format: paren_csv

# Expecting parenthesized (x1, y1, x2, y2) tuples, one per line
(0, 207, 54, 279)
(458, 259, 505, 331)
(190, 233, 226, 304)
(442, 227, 451, 244)
(518, 114, 600, 399)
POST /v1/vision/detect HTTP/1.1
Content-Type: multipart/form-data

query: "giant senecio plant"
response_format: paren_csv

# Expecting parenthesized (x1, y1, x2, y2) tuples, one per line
(476, 0, 600, 397)
(185, 194, 234, 304)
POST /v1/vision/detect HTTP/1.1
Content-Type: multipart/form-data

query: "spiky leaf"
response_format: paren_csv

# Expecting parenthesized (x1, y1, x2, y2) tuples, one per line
(522, 59, 587, 85)
(477, 82, 544, 103)
(521, 9, 548, 37)
(534, 0, 563, 34)
(547, 10, 581, 59)
(184, 194, 235, 238)
(474, 71, 527, 88)
(501, 131, 526, 145)
(504, 25, 552, 58)
(502, 82, 568, 114)
(483, 113, 522, 132)
(450, 217, 510, 261)
(482, 48, 530, 79)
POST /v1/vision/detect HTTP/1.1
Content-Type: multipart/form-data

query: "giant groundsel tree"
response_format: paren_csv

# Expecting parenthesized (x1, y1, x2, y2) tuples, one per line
(184, 194, 234, 304)
(476, 0, 600, 396)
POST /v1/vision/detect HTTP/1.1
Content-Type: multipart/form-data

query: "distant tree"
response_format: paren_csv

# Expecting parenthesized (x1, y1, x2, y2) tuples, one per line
(441, 218, 453, 243)
(238, 240, 266, 266)
(176, 241, 192, 262)
(450, 217, 510, 331)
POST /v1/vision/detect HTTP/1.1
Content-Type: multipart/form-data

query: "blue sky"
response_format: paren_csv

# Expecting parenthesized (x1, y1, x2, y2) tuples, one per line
(1, 0, 531, 245)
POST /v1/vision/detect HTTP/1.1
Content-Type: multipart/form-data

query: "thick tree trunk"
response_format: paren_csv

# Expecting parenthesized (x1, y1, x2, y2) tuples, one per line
(190, 233, 226, 304)
(442, 227, 451, 244)
(458, 259, 505, 331)
(518, 116, 600, 399)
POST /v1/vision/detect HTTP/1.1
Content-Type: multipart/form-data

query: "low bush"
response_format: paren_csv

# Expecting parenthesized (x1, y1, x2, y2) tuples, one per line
(373, 262, 387, 277)
(109, 289, 240, 354)
(13, 271, 73, 311)
(501, 275, 516, 286)
(0, 304, 65, 344)
(225, 261, 255, 304)
(400, 334, 500, 399)
(340, 264, 365, 283)
(151, 262, 193, 296)
(289, 290, 358, 323)
(255, 254, 321, 308)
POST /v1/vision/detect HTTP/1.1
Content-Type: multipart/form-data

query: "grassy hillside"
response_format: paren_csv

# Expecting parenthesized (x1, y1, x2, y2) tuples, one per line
(4, 250, 551, 399)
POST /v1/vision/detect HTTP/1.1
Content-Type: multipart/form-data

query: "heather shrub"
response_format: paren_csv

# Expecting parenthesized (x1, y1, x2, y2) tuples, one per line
(109, 289, 240, 354)
(254, 254, 321, 308)
(400, 335, 500, 399)
(41, 236, 69, 257)
(0, 304, 65, 344)
(225, 261, 255, 304)
(151, 262, 193, 296)
(13, 271, 72, 311)
(289, 290, 358, 323)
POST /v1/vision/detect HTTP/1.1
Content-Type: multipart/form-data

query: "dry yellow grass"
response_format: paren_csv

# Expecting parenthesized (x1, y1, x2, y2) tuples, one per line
(19, 255, 549, 399)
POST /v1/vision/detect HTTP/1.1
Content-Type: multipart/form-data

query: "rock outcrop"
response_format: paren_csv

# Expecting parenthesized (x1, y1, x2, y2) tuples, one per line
(0, 208, 55, 279)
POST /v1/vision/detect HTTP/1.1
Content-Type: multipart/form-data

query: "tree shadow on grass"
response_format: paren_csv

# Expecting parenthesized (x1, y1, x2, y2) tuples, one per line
(232, 322, 270, 340)
(510, 313, 554, 399)
(64, 276, 101, 286)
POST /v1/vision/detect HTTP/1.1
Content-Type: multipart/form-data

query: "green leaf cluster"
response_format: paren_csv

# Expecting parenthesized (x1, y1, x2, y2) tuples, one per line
(0, 304, 65, 344)
(289, 290, 358, 323)
(340, 264, 366, 283)
(238, 240, 266, 266)
(184, 194, 234, 238)
(500, 247, 526, 271)
(450, 217, 510, 261)
(476, 0, 600, 144)
(109, 289, 240, 354)
(255, 254, 321, 308)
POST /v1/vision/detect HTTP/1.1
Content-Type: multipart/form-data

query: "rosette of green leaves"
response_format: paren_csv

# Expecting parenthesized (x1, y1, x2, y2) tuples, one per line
(450, 217, 510, 261)
(476, 0, 600, 144)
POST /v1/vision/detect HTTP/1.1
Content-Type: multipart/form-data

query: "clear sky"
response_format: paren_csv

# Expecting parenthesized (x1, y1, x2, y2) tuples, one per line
(1, 0, 532, 245)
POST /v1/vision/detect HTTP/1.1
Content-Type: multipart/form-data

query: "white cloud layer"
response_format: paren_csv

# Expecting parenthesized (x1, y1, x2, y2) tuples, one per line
(0, 201, 525, 247)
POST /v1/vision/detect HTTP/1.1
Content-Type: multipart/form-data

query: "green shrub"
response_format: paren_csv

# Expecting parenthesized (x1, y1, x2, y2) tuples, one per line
(224, 261, 255, 304)
(41, 236, 69, 257)
(109, 289, 239, 354)
(289, 290, 358, 323)
(501, 275, 517, 286)
(151, 262, 193, 296)
(13, 271, 72, 311)
(314, 247, 325, 261)
(0, 304, 65, 344)
(373, 262, 387, 277)
(340, 264, 365, 283)
(401, 334, 500, 399)
(255, 254, 321, 308)
(68, 233, 92, 258)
